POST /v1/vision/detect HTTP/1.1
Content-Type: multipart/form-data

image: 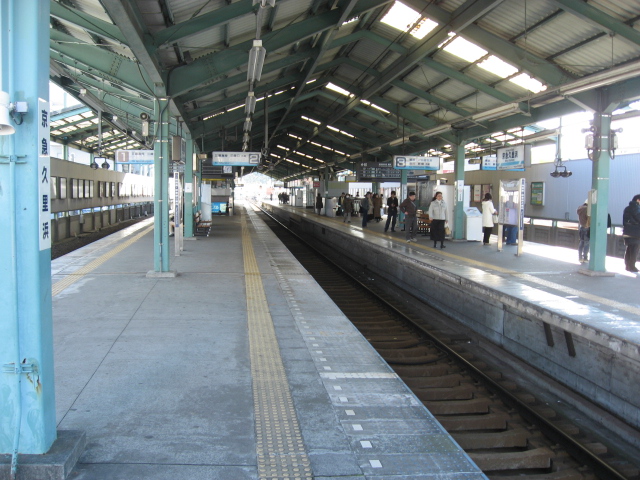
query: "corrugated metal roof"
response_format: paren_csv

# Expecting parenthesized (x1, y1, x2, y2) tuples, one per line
(48, 0, 640, 178)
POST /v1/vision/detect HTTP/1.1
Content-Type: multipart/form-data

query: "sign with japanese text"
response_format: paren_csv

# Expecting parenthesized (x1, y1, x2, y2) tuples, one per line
(116, 149, 154, 164)
(39, 99, 51, 251)
(393, 155, 440, 171)
(497, 145, 527, 171)
(357, 161, 429, 181)
(482, 154, 497, 171)
(210, 151, 260, 166)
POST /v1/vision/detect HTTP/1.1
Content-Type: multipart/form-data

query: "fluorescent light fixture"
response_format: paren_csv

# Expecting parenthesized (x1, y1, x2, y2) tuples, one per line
(350, 152, 361, 159)
(245, 92, 256, 115)
(243, 117, 252, 131)
(560, 64, 640, 96)
(326, 82, 353, 97)
(247, 40, 266, 84)
(368, 146, 382, 153)
(420, 123, 451, 136)
(243, 132, 250, 143)
(471, 103, 525, 122)
(389, 136, 409, 147)
(302, 115, 321, 125)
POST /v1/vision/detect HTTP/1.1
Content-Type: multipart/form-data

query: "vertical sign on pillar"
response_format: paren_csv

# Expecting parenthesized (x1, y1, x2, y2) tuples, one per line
(38, 99, 51, 251)
(518, 178, 525, 257)
(174, 171, 181, 256)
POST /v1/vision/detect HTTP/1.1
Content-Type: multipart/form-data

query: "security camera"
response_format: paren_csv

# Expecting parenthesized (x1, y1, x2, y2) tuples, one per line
(140, 112, 149, 120)
(550, 171, 559, 178)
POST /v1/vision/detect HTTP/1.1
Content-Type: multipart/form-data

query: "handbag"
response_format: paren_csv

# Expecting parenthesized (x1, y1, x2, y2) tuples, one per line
(492, 214, 499, 223)
(444, 224, 451, 236)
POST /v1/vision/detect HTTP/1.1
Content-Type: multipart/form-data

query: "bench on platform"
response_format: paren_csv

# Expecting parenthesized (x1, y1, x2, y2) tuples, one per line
(417, 213, 431, 236)
(194, 212, 211, 236)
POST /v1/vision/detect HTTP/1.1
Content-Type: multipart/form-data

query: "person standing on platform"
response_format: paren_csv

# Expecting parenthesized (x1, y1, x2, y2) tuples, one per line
(315, 193, 323, 215)
(373, 194, 383, 222)
(577, 199, 590, 263)
(429, 191, 448, 249)
(385, 191, 399, 232)
(481, 193, 497, 245)
(361, 192, 371, 228)
(622, 194, 640, 272)
(400, 191, 418, 243)
(343, 194, 353, 223)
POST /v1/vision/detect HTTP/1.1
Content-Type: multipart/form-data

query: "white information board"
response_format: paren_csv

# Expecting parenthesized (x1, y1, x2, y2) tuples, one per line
(393, 155, 440, 171)
(211, 151, 260, 166)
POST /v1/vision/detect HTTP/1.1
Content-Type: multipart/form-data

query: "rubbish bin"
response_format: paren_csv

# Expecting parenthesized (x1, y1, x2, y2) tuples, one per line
(463, 207, 482, 241)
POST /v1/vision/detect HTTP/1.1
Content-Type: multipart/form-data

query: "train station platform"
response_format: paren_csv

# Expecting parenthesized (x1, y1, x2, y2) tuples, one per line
(47, 203, 486, 480)
(262, 201, 640, 439)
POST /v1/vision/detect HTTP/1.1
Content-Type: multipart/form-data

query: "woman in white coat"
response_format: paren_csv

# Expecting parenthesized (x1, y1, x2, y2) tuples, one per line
(481, 193, 497, 245)
(428, 191, 448, 249)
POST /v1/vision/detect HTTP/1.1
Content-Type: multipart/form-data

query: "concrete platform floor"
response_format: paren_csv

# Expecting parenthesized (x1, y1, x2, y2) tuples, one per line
(48, 204, 485, 480)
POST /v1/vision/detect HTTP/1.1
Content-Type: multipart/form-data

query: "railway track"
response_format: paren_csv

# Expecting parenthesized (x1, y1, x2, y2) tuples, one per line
(255, 206, 640, 480)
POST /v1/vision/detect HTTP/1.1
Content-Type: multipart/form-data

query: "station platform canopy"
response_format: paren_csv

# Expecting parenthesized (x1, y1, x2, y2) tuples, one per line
(48, 0, 640, 179)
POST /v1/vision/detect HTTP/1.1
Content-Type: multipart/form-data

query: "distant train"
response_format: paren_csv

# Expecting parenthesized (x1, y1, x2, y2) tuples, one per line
(50, 157, 154, 242)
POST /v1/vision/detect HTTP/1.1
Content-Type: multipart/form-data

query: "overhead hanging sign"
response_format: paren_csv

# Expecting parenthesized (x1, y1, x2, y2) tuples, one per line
(210, 151, 260, 166)
(357, 161, 429, 181)
(496, 145, 529, 171)
(116, 149, 154, 164)
(482, 154, 497, 171)
(393, 155, 440, 171)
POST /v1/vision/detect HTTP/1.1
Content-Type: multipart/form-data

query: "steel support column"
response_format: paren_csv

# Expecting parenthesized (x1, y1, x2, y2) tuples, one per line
(153, 97, 170, 272)
(0, 0, 57, 455)
(588, 113, 611, 272)
(184, 136, 195, 238)
(399, 169, 408, 224)
(453, 143, 465, 240)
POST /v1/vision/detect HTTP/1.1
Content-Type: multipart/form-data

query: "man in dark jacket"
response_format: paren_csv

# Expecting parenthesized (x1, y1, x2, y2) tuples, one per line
(400, 191, 418, 242)
(385, 191, 399, 233)
(360, 192, 371, 228)
(623, 194, 640, 272)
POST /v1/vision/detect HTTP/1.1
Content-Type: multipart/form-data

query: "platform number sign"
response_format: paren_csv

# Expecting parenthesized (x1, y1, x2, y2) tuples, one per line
(38, 99, 51, 251)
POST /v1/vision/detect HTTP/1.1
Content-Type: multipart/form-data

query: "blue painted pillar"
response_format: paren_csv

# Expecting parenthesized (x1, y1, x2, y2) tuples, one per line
(62, 143, 69, 160)
(589, 113, 611, 272)
(0, 0, 57, 454)
(153, 97, 170, 271)
(184, 136, 194, 238)
(453, 143, 465, 240)
(399, 169, 408, 224)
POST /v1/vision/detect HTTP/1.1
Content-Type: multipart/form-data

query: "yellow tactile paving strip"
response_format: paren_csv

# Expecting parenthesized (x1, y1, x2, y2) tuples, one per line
(241, 213, 313, 480)
(51, 224, 154, 297)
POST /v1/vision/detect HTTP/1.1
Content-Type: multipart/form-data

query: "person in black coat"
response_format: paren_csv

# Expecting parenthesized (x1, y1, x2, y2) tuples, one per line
(385, 191, 399, 232)
(623, 194, 640, 272)
(315, 193, 323, 215)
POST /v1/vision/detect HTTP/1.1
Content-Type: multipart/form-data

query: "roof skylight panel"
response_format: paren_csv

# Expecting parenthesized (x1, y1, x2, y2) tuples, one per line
(443, 36, 487, 63)
(510, 73, 546, 93)
(380, 1, 437, 39)
(477, 56, 518, 78)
